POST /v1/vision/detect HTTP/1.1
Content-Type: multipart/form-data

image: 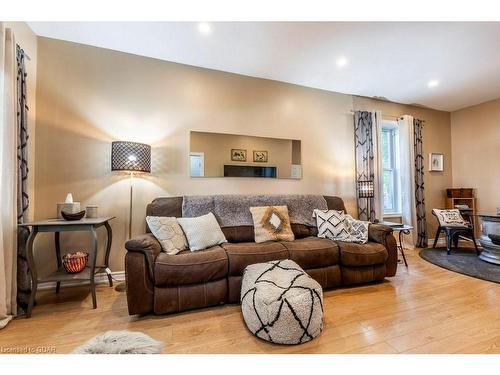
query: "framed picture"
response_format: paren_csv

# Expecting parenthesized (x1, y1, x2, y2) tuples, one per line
(231, 149, 247, 162)
(253, 150, 268, 163)
(429, 153, 444, 171)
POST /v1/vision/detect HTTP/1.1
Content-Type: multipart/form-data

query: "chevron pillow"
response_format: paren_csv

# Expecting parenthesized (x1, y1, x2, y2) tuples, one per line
(313, 209, 351, 241)
(313, 210, 368, 244)
(344, 215, 369, 244)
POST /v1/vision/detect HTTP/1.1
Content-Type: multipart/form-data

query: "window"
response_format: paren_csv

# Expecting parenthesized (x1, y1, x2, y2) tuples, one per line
(381, 122, 401, 215)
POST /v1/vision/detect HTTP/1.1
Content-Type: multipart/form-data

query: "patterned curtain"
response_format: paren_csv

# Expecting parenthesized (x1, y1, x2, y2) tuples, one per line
(413, 119, 428, 247)
(354, 111, 376, 222)
(16, 45, 31, 315)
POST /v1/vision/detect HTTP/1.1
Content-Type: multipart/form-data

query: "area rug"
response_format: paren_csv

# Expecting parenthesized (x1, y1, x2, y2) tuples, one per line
(72, 330, 163, 354)
(419, 248, 500, 283)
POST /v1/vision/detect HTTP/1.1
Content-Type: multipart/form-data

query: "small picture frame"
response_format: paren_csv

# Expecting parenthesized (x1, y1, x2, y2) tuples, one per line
(253, 150, 268, 163)
(231, 149, 247, 162)
(429, 153, 444, 171)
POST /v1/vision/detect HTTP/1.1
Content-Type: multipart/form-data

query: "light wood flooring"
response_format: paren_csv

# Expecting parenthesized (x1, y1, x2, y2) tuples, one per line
(1, 247, 499, 354)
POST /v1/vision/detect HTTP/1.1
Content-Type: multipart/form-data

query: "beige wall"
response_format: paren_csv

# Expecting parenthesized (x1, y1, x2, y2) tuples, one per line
(190, 131, 297, 178)
(451, 98, 500, 214)
(34, 37, 458, 273)
(353, 97, 453, 237)
(4, 22, 37, 221)
(34, 37, 356, 274)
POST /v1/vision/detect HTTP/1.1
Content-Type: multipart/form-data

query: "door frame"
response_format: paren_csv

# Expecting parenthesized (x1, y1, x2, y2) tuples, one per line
(189, 152, 205, 177)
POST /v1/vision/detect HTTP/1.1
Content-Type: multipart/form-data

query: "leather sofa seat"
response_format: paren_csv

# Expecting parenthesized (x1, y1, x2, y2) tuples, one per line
(154, 245, 228, 286)
(221, 241, 289, 276)
(337, 241, 388, 266)
(281, 237, 339, 269)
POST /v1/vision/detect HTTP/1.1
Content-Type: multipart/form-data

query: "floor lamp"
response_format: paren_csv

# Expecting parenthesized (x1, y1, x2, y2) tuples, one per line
(111, 141, 151, 239)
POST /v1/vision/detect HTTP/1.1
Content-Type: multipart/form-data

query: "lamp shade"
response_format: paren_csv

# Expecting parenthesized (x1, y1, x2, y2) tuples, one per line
(111, 141, 151, 173)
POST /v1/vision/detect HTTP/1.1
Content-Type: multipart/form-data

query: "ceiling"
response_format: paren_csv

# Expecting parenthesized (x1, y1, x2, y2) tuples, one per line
(28, 22, 500, 112)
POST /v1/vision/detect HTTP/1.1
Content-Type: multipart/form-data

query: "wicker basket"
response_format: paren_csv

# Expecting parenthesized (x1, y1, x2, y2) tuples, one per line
(62, 252, 89, 273)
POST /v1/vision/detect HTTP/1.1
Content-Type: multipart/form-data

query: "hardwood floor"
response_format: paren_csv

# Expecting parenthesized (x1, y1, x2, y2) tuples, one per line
(1, 247, 499, 354)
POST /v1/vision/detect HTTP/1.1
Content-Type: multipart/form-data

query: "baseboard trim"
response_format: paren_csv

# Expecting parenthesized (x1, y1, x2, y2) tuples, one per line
(37, 271, 125, 291)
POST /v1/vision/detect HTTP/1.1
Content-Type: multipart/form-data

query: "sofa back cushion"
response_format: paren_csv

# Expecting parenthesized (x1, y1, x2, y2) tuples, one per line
(146, 195, 346, 242)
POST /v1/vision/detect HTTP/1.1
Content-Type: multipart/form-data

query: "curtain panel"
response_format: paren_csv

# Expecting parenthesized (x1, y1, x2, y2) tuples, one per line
(398, 115, 418, 244)
(16, 44, 31, 315)
(371, 111, 384, 222)
(0, 24, 18, 329)
(354, 111, 379, 222)
(397, 115, 428, 247)
(413, 119, 428, 247)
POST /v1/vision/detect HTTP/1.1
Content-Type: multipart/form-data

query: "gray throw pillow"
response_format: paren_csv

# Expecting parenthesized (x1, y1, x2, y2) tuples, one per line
(177, 212, 227, 251)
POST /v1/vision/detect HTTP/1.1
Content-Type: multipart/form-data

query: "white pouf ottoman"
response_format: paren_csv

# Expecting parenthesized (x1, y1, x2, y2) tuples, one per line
(241, 259, 323, 344)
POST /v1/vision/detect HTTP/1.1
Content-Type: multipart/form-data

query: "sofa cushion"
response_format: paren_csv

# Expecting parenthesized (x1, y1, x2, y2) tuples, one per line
(221, 241, 288, 276)
(281, 237, 339, 269)
(154, 245, 228, 286)
(291, 224, 318, 239)
(221, 226, 255, 243)
(222, 224, 318, 243)
(337, 241, 388, 266)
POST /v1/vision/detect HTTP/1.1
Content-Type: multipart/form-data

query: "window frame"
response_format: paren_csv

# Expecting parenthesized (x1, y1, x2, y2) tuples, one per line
(381, 121, 401, 216)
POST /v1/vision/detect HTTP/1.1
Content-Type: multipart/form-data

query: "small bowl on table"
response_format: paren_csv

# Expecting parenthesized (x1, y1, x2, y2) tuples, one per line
(61, 210, 86, 221)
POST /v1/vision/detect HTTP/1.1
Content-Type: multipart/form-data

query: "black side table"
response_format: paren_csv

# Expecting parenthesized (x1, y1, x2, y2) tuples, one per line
(19, 217, 115, 317)
(380, 221, 412, 267)
(392, 225, 413, 267)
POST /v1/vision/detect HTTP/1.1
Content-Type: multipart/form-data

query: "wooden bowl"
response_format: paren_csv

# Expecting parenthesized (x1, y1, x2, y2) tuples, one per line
(61, 210, 86, 221)
(62, 251, 89, 273)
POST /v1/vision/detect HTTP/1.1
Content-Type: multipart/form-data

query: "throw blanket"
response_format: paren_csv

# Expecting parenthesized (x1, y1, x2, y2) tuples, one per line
(182, 194, 328, 227)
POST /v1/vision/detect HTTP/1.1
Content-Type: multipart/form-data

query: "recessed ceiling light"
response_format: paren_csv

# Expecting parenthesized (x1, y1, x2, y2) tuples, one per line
(197, 22, 212, 36)
(428, 79, 439, 88)
(336, 56, 348, 68)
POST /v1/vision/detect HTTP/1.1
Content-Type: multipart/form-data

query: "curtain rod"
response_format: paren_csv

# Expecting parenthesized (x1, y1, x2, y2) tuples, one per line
(350, 110, 425, 123)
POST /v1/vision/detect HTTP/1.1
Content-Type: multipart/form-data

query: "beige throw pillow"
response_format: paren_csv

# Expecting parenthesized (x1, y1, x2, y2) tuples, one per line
(249, 205, 295, 243)
(146, 216, 188, 255)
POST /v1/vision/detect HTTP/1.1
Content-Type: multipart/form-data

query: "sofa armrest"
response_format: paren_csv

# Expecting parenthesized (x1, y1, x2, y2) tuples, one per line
(368, 224, 398, 277)
(368, 224, 393, 243)
(125, 233, 162, 279)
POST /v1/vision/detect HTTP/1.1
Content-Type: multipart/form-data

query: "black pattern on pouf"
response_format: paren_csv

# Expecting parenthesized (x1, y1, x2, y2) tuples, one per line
(241, 260, 323, 345)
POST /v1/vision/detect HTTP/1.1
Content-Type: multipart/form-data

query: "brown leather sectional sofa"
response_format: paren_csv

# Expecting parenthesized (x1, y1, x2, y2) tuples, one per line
(125, 195, 398, 315)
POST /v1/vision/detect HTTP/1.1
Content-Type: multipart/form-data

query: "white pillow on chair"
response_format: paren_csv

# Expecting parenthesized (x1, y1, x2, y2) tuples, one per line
(432, 209, 469, 227)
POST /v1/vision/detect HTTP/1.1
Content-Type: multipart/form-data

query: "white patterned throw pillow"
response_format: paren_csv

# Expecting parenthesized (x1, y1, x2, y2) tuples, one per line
(177, 212, 227, 251)
(313, 210, 368, 244)
(313, 209, 351, 241)
(432, 209, 469, 227)
(146, 216, 188, 255)
(344, 215, 369, 244)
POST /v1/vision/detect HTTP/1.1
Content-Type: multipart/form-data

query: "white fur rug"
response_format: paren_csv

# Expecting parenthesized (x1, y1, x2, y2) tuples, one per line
(72, 330, 163, 354)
